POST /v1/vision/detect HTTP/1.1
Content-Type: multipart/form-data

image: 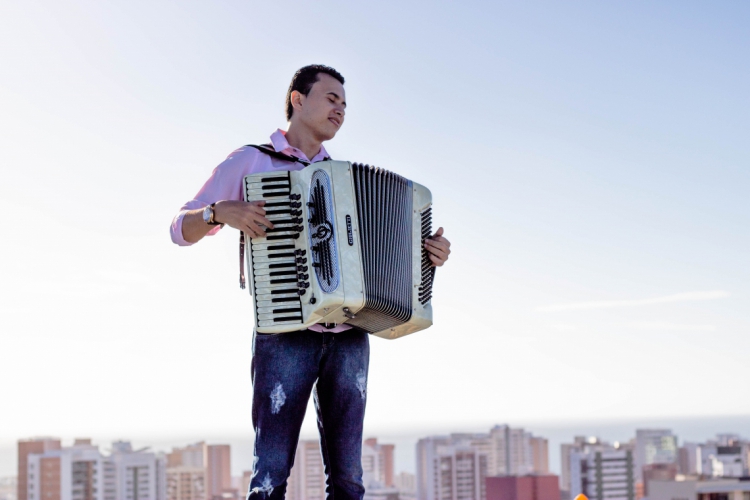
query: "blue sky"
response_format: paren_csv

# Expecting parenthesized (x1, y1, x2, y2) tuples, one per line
(1, 0, 749, 458)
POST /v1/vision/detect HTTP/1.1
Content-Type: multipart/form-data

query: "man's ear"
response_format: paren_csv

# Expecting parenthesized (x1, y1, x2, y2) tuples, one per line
(291, 90, 304, 114)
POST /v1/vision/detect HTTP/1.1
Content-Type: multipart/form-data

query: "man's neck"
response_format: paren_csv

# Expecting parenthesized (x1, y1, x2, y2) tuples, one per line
(285, 124, 323, 161)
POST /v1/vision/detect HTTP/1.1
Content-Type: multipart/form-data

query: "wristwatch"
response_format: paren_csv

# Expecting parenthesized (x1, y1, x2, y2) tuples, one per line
(203, 203, 222, 226)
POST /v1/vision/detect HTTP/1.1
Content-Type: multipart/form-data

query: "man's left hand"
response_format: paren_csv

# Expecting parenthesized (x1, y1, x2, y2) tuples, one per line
(424, 227, 451, 267)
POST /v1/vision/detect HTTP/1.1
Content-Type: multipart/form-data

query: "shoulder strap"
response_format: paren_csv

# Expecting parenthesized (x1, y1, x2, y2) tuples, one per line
(245, 143, 311, 166)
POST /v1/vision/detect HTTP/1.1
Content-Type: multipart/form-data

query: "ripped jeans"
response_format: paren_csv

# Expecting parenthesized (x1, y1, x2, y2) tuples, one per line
(247, 328, 370, 500)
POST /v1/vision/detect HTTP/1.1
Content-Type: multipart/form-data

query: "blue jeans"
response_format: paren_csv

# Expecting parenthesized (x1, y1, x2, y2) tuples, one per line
(246, 328, 370, 500)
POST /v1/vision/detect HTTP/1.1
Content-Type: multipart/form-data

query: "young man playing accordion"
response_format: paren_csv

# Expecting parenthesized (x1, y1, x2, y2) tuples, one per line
(170, 65, 451, 500)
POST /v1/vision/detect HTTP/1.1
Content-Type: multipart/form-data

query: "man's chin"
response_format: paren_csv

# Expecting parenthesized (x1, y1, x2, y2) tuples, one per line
(317, 128, 338, 142)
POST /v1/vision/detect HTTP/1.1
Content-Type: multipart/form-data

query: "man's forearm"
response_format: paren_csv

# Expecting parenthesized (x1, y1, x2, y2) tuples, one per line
(178, 200, 274, 244)
(181, 209, 215, 244)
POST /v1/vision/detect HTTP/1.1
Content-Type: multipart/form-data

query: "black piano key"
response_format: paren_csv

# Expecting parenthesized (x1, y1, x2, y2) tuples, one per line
(272, 307, 302, 314)
(268, 262, 296, 269)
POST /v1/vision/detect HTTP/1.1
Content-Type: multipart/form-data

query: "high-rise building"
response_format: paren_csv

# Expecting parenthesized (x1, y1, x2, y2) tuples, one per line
(167, 444, 206, 470)
(642, 464, 678, 496)
(394, 472, 416, 500)
(675, 435, 750, 479)
(418, 427, 548, 500)
(284, 437, 400, 500)
(559, 437, 596, 500)
(486, 475, 560, 500)
(530, 438, 549, 475)
(417, 437, 488, 500)
(22, 439, 165, 500)
(165, 441, 232, 500)
(166, 467, 204, 500)
(678, 443, 701, 476)
(361, 438, 399, 499)
(650, 477, 750, 500)
(568, 443, 635, 500)
(18, 438, 62, 500)
(286, 440, 326, 500)
(362, 439, 395, 489)
(699, 445, 746, 478)
(634, 430, 678, 481)
(205, 446, 232, 500)
(110, 441, 167, 500)
(488, 426, 534, 477)
(436, 445, 487, 500)
(165, 442, 208, 500)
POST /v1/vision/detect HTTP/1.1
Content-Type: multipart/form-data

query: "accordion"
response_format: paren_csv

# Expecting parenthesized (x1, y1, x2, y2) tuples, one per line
(243, 160, 435, 339)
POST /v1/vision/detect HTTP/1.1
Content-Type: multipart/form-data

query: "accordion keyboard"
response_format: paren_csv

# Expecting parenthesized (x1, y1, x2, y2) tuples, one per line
(245, 171, 310, 328)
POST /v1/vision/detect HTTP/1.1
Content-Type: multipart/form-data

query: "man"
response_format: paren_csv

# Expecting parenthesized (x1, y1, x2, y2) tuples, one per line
(170, 65, 451, 499)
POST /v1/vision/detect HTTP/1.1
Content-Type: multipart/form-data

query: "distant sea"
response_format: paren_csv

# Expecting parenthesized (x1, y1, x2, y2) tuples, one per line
(3, 414, 750, 479)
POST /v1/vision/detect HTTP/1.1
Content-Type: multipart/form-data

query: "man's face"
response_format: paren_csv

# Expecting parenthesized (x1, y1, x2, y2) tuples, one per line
(291, 73, 346, 142)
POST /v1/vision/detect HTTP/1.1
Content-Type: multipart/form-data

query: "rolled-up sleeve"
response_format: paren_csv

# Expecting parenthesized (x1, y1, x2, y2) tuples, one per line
(170, 150, 247, 246)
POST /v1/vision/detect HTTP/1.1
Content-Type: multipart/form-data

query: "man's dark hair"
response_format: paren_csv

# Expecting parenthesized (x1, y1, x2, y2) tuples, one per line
(285, 65, 345, 121)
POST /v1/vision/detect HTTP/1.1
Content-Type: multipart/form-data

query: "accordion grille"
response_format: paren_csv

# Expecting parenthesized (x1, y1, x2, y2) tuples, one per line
(348, 163, 413, 333)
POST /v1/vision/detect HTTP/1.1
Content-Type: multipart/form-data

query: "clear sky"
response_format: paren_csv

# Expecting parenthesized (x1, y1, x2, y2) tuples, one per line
(1, 0, 749, 458)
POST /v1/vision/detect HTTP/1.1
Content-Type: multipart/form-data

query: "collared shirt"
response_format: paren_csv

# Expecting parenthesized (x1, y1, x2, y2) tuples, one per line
(170, 129, 351, 333)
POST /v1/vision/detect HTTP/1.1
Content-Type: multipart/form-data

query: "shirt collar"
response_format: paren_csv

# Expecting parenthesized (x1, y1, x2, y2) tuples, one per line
(270, 129, 330, 163)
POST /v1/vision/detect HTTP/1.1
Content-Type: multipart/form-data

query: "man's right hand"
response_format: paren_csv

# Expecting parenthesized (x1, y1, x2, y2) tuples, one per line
(215, 200, 275, 238)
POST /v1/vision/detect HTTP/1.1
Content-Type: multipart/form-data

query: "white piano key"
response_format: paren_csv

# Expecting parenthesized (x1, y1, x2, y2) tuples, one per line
(253, 267, 297, 277)
(246, 188, 290, 198)
(248, 171, 288, 179)
(246, 184, 290, 194)
(257, 319, 303, 328)
(254, 274, 298, 283)
(256, 299, 300, 309)
(251, 241, 297, 248)
(258, 311, 301, 321)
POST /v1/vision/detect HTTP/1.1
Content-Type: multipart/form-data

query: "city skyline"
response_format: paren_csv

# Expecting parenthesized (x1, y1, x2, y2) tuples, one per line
(6, 419, 750, 479)
(9, 422, 750, 500)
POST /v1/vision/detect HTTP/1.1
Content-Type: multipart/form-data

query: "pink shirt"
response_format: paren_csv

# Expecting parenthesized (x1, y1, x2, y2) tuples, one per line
(170, 129, 351, 333)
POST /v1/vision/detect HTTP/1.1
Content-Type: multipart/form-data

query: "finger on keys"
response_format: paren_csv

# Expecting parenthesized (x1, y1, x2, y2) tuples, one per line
(431, 227, 444, 239)
(245, 226, 259, 239)
(259, 215, 275, 229)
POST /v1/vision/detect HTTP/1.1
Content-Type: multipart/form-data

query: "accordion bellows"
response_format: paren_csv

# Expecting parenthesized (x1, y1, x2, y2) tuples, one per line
(243, 160, 435, 339)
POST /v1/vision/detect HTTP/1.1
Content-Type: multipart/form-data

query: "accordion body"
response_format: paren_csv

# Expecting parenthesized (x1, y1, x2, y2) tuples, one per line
(243, 160, 435, 339)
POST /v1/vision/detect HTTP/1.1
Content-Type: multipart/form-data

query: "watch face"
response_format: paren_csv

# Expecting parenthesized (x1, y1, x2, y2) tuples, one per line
(203, 206, 212, 223)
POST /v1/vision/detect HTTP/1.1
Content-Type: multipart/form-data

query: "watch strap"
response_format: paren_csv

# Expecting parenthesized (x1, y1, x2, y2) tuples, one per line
(205, 203, 223, 226)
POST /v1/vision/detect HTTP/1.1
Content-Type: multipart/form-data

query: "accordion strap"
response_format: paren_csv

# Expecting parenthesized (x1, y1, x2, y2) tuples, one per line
(239, 144, 330, 289)
(245, 143, 311, 166)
